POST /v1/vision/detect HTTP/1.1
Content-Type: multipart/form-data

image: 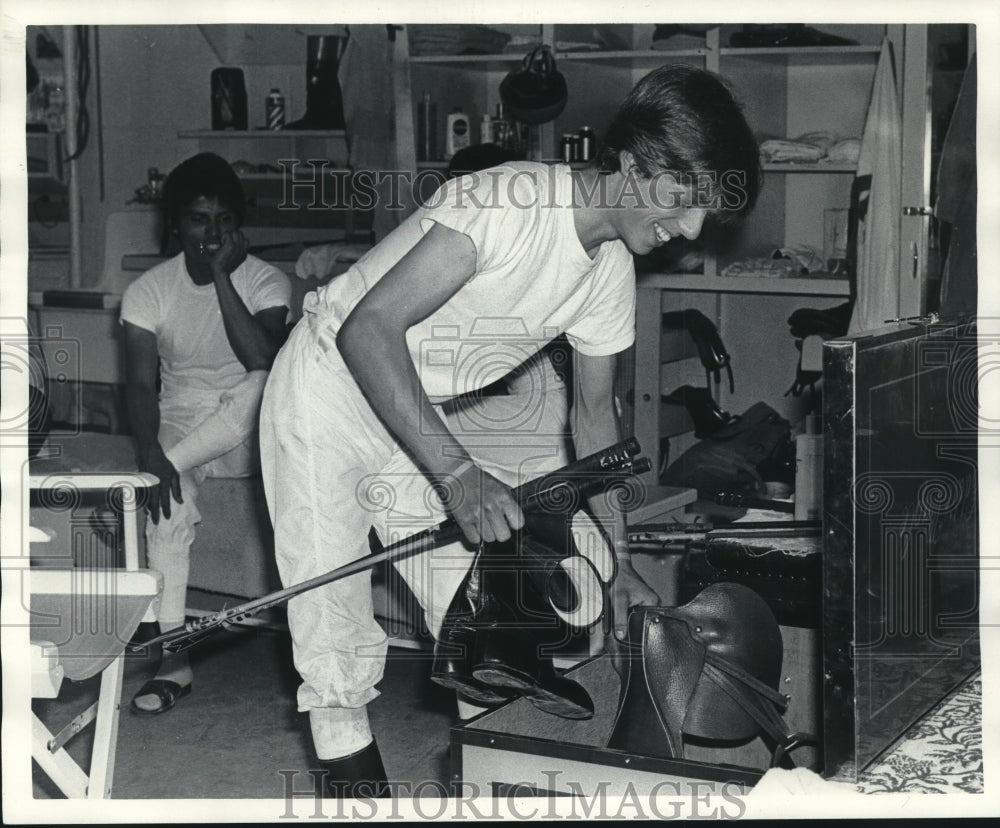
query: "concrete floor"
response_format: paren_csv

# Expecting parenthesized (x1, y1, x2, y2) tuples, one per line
(31, 624, 458, 800)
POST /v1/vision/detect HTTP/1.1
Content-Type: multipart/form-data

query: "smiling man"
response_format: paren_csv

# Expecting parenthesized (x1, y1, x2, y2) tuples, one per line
(258, 64, 760, 796)
(120, 152, 290, 715)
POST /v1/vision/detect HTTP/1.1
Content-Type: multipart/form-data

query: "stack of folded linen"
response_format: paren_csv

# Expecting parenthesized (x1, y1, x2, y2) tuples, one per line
(408, 25, 512, 56)
(760, 131, 861, 164)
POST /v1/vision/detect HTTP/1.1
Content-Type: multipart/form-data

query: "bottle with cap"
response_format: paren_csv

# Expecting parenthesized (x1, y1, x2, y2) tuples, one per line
(578, 126, 596, 162)
(494, 102, 510, 149)
(417, 91, 437, 162)
(561, 134, 576, 163)
(480, 113, 493, 145)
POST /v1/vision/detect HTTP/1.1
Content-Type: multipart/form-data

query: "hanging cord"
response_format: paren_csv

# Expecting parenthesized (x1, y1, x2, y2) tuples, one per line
(63, 26, 90, 163)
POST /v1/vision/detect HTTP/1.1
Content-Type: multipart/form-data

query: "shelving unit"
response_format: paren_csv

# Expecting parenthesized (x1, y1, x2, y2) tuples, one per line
(637, 273, 851, 297)
(176, 129, 346, 140)
(397, 23, 934, 486)
(717, 45, 882, 58)
(175, 127, 367, 239)
(27, 132, 65, 182)
(762, 163, 858, 173)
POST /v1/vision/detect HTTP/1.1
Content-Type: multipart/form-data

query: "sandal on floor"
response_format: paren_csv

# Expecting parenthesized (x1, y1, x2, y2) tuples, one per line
(130, 679, 192, 715)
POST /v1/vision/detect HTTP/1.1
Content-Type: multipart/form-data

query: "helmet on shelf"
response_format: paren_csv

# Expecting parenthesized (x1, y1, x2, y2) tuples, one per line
(499, 45, 567, 125)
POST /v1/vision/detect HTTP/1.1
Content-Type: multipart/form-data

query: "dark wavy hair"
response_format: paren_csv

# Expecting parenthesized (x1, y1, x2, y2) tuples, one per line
(597, 65, 762, 222)
(161, 152, 247, 227)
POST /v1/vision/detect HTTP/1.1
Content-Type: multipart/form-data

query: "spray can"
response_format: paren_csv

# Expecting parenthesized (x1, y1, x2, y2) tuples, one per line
(266, 89, 285, 130)
(417, 92, 437, 162)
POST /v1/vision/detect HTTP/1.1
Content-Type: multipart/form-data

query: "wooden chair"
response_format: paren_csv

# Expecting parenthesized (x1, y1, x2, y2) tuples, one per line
(29, 472, 161, 799)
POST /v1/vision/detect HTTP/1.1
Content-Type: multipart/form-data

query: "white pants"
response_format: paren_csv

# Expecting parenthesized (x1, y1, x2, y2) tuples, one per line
(146, 373, 267, 626)
(259, 318, 606, 712)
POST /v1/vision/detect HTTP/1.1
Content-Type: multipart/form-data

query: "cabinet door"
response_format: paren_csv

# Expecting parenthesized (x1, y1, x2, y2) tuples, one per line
(898, 24, 933, 317)
(898, 23, 976, 316)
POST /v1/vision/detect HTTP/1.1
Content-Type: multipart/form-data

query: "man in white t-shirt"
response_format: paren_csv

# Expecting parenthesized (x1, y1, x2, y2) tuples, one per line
(120, 153, 290, 715)
(259, 65, 761, 796)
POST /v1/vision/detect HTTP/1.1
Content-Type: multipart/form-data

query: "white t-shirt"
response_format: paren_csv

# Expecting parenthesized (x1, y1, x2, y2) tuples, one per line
(120, 253, 290, 401)
(306, 162, 636, 401)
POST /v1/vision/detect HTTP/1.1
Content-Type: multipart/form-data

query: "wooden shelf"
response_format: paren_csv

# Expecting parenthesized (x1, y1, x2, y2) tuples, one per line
(556, 48, 709, 66)
(177, 130, 346, 139)
(409, 53, 524, 69)
(720, 44, 881, 61)
(762, 162, 858, 173)
(637, 272, 850, 297)
(235, 170, 348, 181)
(407, 46, 711, 68)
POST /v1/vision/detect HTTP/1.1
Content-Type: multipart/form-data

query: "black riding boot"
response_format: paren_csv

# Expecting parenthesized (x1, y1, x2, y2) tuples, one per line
(469, 532, 595, 720)
(318, 740, 390, 799)
(471, 562, 594, 720)
(285, 35, 348, 130)
(431, 549, 516, 706)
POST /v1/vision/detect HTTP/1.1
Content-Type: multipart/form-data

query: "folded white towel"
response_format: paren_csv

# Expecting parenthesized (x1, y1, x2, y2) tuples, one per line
(826, 138, 862, 164)
(760, 139, 826, 163)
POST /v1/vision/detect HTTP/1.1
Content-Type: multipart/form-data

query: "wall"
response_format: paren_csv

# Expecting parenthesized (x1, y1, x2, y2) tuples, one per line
(31, 24, 350, 289)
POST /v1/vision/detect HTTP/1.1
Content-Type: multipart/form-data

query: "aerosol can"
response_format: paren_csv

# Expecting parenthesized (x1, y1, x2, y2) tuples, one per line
(266, 88, 285, 130)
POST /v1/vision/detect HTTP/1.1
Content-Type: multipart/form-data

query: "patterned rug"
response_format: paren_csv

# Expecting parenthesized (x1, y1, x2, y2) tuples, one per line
(855, 674, 983, 794)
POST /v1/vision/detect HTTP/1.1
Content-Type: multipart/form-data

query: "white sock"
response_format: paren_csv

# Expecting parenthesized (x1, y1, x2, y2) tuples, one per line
(456, 697, 489, 721)
(149, 550, 189, 628)
(165, 371, 268, 472)
(310, 706, 373, 761)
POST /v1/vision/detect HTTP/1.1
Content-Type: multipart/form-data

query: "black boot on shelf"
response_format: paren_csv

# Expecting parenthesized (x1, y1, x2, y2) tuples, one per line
(662, 385, 736, 439)
(318, 740, 390, 799)
(285, 35, 348, 130)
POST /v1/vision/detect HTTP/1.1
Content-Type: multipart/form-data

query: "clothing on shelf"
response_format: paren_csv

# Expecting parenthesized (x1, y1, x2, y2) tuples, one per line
(760, 132, 861, 165)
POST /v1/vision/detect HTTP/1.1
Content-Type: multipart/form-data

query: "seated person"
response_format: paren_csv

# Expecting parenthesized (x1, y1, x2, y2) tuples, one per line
(120, 152, 290, 714)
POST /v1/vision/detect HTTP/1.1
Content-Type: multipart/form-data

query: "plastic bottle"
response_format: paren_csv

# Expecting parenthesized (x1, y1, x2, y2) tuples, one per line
(794, 415, 824, 521)
(417, 92, 437, 162)
(494, 103, 510, 149)
(445, 109, 470, 160)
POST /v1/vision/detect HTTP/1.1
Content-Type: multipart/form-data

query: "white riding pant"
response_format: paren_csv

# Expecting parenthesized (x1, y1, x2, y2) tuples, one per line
(259, 318, 611, 713)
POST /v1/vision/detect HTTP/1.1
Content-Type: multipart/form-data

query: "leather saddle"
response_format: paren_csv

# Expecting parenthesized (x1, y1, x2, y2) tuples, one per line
(607, 582, 818, 768)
